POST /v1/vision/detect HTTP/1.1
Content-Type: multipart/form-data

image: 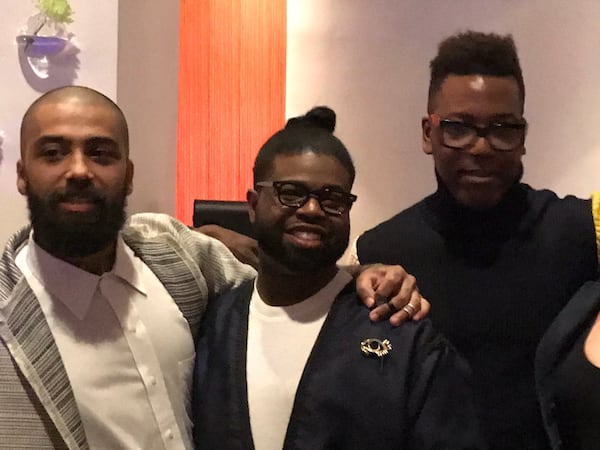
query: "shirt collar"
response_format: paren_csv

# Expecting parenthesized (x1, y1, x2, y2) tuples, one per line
(252, 269, 353, 321)
(112, 237, 147, 296)
(25, 233, 147, 320)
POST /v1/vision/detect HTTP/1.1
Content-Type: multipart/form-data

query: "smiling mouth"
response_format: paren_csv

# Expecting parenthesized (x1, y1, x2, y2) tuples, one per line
(286, 230, 325, 249)
(460, 171, 495, 183)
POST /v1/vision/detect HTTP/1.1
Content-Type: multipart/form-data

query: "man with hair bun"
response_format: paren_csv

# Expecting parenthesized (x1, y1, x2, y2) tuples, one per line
(354, 30, 599, 449)
(192, 106, 483, 449)
(0, 86, 427, 448)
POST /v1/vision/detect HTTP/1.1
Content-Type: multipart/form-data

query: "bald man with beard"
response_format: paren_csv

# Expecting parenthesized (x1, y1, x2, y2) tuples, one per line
(0, 86, 423, 449)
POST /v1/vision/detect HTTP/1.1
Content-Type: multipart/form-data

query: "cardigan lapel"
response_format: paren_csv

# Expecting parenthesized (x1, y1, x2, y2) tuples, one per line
(0, 226, 87, 449)
(122, 229, 209, 340)
(536, 280, 600, 381)
(0, 221, 214, 450)
(535, 280, 600, 449)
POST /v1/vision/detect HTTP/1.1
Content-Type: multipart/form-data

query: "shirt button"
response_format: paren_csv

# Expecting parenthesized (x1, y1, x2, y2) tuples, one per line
(148, 375, 157, 386)
(165, 429, 173, 440)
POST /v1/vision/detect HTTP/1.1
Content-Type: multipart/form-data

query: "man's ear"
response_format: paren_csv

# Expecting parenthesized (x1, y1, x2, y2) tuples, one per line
(16, 160, 27, 195)
(246, 189, 258, 224)
(422, 116, 434, 155)
(125, 160, 134, 195)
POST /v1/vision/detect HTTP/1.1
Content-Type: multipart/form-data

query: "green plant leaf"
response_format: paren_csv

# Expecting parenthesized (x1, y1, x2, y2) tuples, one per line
(36, 0, 74, 24)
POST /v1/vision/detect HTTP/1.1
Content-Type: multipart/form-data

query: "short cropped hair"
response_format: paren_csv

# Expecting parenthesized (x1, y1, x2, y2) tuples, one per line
(253, 106, 356, 186)
(427, 30, 525, 113)
(20, 85, 129, 155)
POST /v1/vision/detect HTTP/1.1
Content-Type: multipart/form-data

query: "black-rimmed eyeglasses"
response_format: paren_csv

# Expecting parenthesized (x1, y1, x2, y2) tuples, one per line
(255, 180, 357, 215)
(430, 113, 527, 152)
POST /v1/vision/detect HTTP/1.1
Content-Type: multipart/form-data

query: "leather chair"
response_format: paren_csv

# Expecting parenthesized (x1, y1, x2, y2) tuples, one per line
(192, 200, 254, 238)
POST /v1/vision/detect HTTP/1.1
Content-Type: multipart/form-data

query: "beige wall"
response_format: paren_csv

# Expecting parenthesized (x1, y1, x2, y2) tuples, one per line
(4, 1, 600, 251)
(0, 0, 178, 247)
(117, 0, 179, 217)
(286, 0, 600, 248)
(0, 0, 119, 247)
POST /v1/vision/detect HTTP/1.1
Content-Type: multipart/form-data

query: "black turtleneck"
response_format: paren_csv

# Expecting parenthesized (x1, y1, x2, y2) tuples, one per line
(357, 182, 598, 450)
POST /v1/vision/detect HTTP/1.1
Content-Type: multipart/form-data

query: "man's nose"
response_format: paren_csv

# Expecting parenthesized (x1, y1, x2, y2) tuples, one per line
(66, 150, 93, 179)
(468, 135, 493, 156)
(297, 196, 326, 216)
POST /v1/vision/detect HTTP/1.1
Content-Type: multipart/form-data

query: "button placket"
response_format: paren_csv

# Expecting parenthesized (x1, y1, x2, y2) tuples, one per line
(101, 275, 182, 448)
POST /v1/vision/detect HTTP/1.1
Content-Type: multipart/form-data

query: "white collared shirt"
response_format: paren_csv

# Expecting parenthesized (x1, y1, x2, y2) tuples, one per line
(16, 235, 195, 450)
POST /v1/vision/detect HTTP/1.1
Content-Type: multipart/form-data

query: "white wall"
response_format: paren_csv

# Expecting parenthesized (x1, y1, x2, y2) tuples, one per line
(286, 0, 600, 247)
(0, 0, 119, 247)
(4, 1, 599, 249)
(0, 0, 179, 247)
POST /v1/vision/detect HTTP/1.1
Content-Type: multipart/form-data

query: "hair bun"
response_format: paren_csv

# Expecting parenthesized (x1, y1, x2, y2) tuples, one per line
(285, 106, 336, 133)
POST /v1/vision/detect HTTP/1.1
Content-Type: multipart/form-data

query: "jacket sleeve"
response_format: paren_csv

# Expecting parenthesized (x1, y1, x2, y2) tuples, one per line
(125, 213, 257, 299)
(407, 325, 486, 450)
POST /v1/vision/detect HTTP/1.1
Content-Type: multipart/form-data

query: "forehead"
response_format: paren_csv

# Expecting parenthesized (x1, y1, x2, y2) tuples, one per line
(24, 97, 124, 145)
(270, 152, 352, 189)
(433, 75, 522, 117)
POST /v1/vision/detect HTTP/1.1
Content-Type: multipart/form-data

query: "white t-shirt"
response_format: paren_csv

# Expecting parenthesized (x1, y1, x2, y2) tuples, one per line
(246, 269, 353, 450)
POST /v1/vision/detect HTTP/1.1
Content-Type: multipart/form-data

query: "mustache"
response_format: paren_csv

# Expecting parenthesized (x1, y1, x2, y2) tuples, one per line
(48, 184, 106, 204)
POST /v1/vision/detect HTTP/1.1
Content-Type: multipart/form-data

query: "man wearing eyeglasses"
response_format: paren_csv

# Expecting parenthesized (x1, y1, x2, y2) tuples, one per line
(353, 31, 599, 449)
(192, 106, 482, 449)
(0, 87, 427, 449)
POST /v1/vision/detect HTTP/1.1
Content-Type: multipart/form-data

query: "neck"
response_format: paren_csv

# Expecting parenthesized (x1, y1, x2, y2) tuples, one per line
(256, 257, 339, 307)
(63, 244, 117, 275)
(36, 237, 118, 275)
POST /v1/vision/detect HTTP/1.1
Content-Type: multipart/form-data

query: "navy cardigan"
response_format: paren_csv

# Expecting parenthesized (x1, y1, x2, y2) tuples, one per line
(192, 280, 484, 449)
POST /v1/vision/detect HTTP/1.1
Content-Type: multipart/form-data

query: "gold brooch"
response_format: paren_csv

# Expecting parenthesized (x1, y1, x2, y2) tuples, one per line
(360, 338, 392, 358)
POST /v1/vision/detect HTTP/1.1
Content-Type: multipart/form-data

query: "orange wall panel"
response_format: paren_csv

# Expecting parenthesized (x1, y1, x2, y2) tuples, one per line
(176, 0, 286, 224)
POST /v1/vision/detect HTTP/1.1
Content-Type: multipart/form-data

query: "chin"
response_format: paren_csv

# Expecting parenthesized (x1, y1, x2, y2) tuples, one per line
(457, 192, 503, 211)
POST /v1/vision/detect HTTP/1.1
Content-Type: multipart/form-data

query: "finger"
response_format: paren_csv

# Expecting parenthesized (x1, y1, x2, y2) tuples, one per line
(368, 274, 417, 322)
(368, 302, 389, 322)
(389, 291, 421, 326)
(368, 294, 407, 322)
(412, 296, 430, 321)
(374, 272, 417, 307)
(356, 272, 380, 309)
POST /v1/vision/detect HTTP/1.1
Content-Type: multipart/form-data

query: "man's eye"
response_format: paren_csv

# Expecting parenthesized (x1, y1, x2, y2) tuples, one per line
(279, 189, 304, 200)
(40, 147, 64, 160)
(322, 191, 349, 206)
(443, 122, 471, 137)
(88, 146, 119, 163)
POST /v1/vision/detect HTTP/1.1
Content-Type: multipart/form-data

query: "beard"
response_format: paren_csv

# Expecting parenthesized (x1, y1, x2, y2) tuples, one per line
(253, 219, 349, 274)
(26, 181, 127, 259)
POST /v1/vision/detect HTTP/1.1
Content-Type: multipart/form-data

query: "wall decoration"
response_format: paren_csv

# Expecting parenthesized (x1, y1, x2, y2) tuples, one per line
(16, 0, 80, 91)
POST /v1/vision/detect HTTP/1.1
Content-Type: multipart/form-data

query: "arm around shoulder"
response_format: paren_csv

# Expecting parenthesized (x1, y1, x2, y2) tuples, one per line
(125, 213, 256, 297)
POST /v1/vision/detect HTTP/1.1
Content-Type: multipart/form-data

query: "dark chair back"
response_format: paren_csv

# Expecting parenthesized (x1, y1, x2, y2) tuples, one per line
(192, 200, 254, 238)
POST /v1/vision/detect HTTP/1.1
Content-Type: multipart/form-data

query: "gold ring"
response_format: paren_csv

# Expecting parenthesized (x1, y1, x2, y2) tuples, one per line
(402, 303, 416, 317)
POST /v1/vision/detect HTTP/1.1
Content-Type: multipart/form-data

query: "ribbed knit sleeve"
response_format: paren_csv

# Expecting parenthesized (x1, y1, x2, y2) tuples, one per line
(125, 213, 257, 299)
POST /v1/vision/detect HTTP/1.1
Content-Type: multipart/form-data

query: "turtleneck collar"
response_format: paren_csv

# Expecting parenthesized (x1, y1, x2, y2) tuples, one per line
(422, 170, 533, 239)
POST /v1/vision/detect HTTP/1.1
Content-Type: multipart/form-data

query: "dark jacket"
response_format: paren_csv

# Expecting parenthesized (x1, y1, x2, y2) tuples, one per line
(193, 279, 484, 449)
(536, 280, 600, 450)
(357, 183, 598, 449)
